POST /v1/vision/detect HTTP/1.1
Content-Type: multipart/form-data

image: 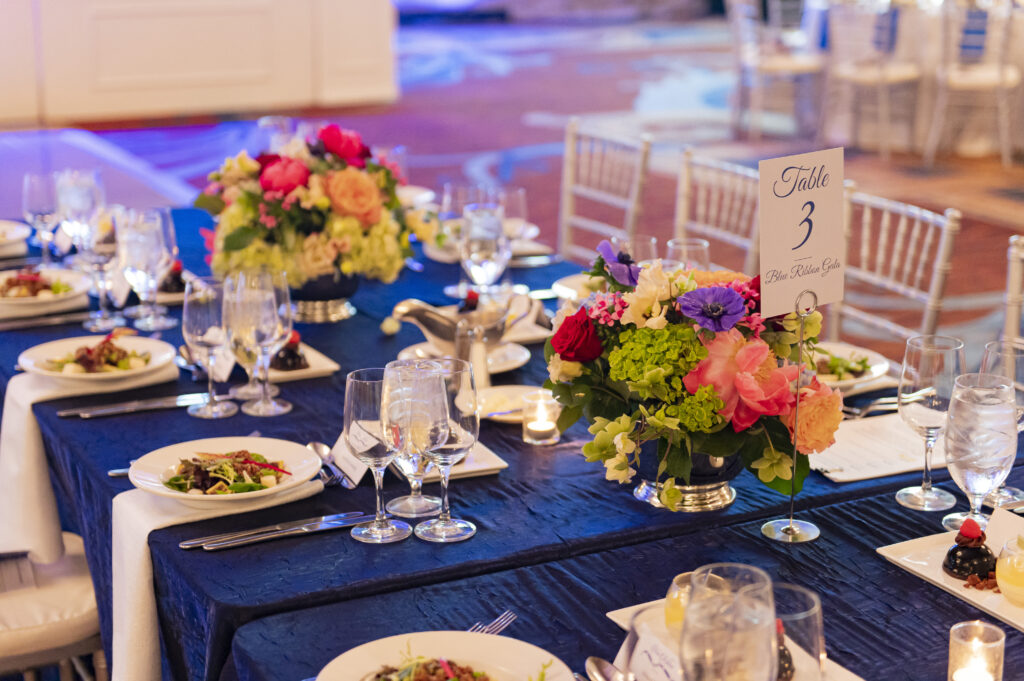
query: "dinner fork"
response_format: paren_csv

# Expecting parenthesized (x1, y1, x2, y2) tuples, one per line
(467, 609, 517, 635)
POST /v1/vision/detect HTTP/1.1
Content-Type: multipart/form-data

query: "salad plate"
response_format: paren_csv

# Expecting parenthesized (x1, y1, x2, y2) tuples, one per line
(811, 341, 890, 391)
(129, 436, 321, 507)
(0, 267, 90, 306)
(397, 342, 531, 374)
(315, 631, 572, 681)
(17, 335, 176, 381)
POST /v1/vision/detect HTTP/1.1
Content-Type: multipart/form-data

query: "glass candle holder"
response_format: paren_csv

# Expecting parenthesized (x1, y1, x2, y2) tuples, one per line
(522, 390, 560, 445)
(949, 620, 1004, 681)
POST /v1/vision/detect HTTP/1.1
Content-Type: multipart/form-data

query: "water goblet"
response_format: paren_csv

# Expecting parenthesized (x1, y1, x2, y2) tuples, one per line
(499, 186, 529, 239)
(22, 173, 60, 266)
(412, 357, 479, 543)
(611, 234, 658, 268)
(345, 368, 412, 544)
(895, 335, 965, 511)
(979, 339, 1024, 506)
(122, 207, 175, 322)
(223, 268, 293, 417)
(459, 201, 510, 291)
(665, 237, 711, 272)
(117, 209, 178, 331)
(75, 206, 126, 332)
(182, 278, 238, 420)
(942, 373, 1017, 531)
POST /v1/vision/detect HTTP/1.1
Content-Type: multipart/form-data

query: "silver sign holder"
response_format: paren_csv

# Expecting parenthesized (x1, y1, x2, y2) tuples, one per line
(762, 289, 821, 544)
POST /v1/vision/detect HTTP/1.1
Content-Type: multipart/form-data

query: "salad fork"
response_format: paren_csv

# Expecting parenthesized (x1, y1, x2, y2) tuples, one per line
(467, 609, 517, 635)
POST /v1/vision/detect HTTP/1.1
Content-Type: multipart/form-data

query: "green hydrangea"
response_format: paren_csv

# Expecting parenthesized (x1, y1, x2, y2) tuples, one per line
(582, 414, 636, 462)
(607, 326, 707, 403)
(649, 385, 724, 434)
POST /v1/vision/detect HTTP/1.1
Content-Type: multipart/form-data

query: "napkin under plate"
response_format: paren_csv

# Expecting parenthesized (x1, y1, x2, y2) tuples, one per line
(811, 413, 945, 483)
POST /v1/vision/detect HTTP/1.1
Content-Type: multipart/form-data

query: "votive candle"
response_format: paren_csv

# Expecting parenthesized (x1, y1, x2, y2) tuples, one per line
(522, 390, 560, 445)
(949, 621, 1004, 681)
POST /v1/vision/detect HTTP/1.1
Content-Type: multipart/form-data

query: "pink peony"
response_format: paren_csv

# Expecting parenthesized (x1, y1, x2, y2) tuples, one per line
(318, 124, 363, 159)
(259, 158, 310, 195)
(782, 378, 843, 454)
(683, 328, 799, 432)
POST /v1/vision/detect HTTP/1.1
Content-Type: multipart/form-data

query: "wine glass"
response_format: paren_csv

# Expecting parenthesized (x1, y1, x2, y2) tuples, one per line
(459, 201, 510, 291)
(412, 357, 479, 543)
(383, 358, 444, 519)
(117, 209, 179, 331)
(979, 339, 1024, 506)
(345, 368, 412, 544)
(611, 234, 658, 268)
(620, 602, 681, 681)
(182, 278, 238, 420)
(666, 237, 711, 272)
(499, 186, 529, 240)
(55, 168, 104, 249)
(942, 373, 1017, 531)
(75, 205, 126, 332)
(773, 583, 825, 681)
(123, 207, 176, 322)
(22, 173, 60, 266)
(894, 335, 965, 511)
(223, 268, 293, 417)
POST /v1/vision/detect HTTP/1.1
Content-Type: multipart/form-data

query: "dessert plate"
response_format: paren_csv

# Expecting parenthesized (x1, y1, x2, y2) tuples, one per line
(397, 342, 532, 374)
(877, 504, 1024, 633)
(155, 269, 198, 306)
(18, 335, 176, 382)
(812, 341, 890, 392)
(316, 631, 572, 681)
(268, 343, 341, 383)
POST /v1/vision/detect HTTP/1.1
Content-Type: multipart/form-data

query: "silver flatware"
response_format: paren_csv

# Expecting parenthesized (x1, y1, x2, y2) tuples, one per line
(0, 311, 92, 332)
(585, 657, 628, 681)
(466, 609, 516, 634)
(509, 254, 563, 268)
(202, 513, 382, 551)
(306, 441, 357, 490)
(58, 393, 211, 419)
(179, 511, 364, 549)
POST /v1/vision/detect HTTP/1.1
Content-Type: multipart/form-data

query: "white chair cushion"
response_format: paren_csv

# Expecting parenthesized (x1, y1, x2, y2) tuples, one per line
(835, 61, 921, 85)
(945, 64, 1022, 90)
(0, 533, 99, 658)
(747, 52, 824, 75)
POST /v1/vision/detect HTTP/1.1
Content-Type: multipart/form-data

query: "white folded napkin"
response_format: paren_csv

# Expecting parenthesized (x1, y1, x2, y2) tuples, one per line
(111, 479, 323, 681)
(0, 363, 179, 563)
(331, 437, 507, 486)
(811, 413, 945, 483)
(0, 293, 88, 321)
(0, 241, 28, 258)
(503, 297, 550, 345)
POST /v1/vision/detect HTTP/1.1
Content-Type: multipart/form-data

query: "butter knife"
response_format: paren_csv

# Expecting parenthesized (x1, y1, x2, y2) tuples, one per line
(202, 513, 381, 551)
(0, 311, 92, 332)
(58, 393, 209, 419)
(179, 511, 364, 549)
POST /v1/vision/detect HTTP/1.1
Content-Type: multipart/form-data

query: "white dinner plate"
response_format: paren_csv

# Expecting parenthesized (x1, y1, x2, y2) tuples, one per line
(478, 385, 542, 423)
(396, 185, 436, 209)
(316, 631, 572, 681)
(129, 436, 321, 507)
(397, 342, 532, 374)
(812, 341, 890, 391)
(17, 335, 176, 382)
(0, 267, 91, 306)
(0, 220, 31, 245)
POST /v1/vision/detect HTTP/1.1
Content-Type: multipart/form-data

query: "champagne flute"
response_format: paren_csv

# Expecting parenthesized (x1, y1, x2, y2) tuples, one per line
(22, 173, 60, 266)
(117, 209, 178, 331)
(223, 269, 293, 417)
(979, 339, 1024, 506)
(182, 278, 238, 420)
(942, 373, 1017, 531)
(345, 368, 412, 544)
(383, 358, 443, 519)
(894, 335, 965, 511)
(666, 237, 711, 272)
(411, 357, 478, 543)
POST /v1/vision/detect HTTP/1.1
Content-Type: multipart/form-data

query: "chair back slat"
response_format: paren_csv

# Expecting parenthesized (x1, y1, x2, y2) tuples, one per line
(558, 117, 652, 261)
(1004, 235, 1024, 343)
(888, 212, 909, 281)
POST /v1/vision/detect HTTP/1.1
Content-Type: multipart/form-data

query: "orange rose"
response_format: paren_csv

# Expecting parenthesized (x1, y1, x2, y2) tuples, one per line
(325, 167, 383, 226)
(782, 377, 843, 454)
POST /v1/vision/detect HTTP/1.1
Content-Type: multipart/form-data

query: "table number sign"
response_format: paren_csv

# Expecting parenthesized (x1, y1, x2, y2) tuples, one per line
(758, 147, 845, 318)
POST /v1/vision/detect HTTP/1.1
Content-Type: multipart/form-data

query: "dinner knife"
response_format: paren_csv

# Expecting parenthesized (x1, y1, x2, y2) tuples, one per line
(179, 511, 365, 549)
(0, 311, 92, 332)
(58, 393, 209, 419)
(202, 513, 382, 551)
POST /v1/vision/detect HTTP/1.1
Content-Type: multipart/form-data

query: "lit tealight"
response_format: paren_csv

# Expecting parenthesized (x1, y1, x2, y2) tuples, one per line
(948, 621, 1004, 681)
(522, 390, 561, 445)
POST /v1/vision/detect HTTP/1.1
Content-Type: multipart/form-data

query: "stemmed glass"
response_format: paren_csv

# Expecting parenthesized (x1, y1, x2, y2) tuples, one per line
(895, 335, 965, 511)
(666, 237, 711, 271)
(116, 209, 179, 331)
(383, 358, 443, 519)
(773, 583, 825, 681)
(22, 173, 60, 266)
(182, 278, 238, 419)
(123, 207, 176, 322)
(75, 205, 126, 332)
(942, 373, 1018, 531)
(459, 201, 510, 293)
(413, 357, 479, 543)
(223, 269, 293, 417)
(55, 168, 104, 253)
(611, 234, 659, 267)
(499, 186, 529, 240)
(979, 339, 1024, 506)
(345, 368, 412, 544)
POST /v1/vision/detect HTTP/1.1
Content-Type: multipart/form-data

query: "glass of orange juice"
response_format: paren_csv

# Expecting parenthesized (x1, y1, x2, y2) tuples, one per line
(996, 537, 1024, 606)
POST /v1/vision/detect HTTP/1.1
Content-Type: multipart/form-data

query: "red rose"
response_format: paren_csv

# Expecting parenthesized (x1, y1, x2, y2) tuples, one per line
(551, 308, 603, 362)
(259, 158, 310, 195)
(318, 124, 363, 159)
(255, 153, 280, 169)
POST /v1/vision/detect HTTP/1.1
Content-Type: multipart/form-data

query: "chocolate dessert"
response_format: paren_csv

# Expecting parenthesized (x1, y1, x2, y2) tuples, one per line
(159, 261, 186, 293)
(270, 331, 309, 371)
(942, 518, 996, 580)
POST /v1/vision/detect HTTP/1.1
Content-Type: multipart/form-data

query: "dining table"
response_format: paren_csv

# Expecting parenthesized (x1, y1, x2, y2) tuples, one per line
(3, 207, 1022, 681)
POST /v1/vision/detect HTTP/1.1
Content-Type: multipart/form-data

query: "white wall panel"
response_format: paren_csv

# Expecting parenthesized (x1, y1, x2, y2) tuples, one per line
(313, 0, 398, 106)
(0, 0, 41, 125)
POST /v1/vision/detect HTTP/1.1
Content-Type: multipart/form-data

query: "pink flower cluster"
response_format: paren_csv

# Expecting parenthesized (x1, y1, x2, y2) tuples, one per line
(586, 292, 628, 326)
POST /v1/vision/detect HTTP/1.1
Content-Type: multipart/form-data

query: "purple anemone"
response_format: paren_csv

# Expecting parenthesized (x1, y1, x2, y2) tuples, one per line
(677, 286, 747, 332)
(596, 240, 641, 287)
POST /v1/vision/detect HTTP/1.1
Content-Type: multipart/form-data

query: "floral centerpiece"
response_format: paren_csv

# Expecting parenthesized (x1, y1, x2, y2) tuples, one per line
(195, 124, 431, 299)
(544, 240, 843, 511)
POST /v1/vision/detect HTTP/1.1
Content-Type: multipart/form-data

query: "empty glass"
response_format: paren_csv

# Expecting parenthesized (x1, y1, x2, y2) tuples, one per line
(384, 357, 443, 519)
(182, 278, 238, 420)
(666, 237, 711, 272)
(223, 269, 293, 417)
(942, 373, 1017, 531)
(459, 201, 510, 289)
(75, 206, 126, 332)
(499, 186, 529, 239)
(978, 340, 1024, 506)
(895, 335, 965, 511)
(414, 357, 479, 543)
(117, 209, 178, 331)
(22, 173, 60, 266)
(774, 583, 825, 681)
(345, 368, 412, 544)
(611, 234, 658, 267)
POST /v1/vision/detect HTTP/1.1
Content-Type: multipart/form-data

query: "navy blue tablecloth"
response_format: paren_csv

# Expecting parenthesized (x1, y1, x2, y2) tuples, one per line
(224, 484, 1024, 681)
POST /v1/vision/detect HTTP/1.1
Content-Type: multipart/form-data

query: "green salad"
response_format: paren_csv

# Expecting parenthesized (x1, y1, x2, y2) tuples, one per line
(163, 450, 291, 495)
